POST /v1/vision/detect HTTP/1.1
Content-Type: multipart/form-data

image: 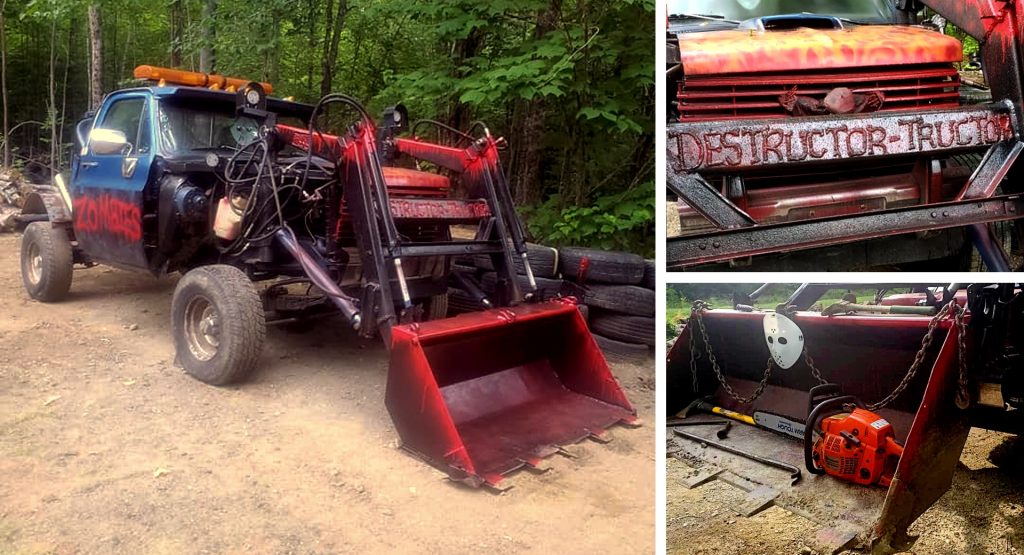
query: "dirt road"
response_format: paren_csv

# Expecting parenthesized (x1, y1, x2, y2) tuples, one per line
(668, 428, 1024, 555)
(0, 233, 654, 554)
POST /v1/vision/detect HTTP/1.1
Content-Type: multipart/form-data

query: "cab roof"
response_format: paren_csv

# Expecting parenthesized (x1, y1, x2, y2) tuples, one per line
(108, 84, 316, 121)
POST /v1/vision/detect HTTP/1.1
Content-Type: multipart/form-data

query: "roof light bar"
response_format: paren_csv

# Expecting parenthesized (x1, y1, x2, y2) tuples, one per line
(133, 65, 273, 94)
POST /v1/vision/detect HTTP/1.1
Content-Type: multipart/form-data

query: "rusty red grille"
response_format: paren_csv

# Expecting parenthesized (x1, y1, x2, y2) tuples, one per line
(677, 63, 961, 122)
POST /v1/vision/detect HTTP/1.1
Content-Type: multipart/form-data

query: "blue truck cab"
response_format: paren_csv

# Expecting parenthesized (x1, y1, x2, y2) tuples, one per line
(19, 81, 313, 296)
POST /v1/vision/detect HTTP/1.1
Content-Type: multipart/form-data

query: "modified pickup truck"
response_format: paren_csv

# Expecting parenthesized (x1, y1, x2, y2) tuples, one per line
(666, 0, 1024, 271)
(14, 66, 636, 489)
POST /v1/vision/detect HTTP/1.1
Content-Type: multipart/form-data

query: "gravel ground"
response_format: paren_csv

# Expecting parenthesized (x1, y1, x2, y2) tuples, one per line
(0, 233, 655, 555)
(668, 428, 1024, 555)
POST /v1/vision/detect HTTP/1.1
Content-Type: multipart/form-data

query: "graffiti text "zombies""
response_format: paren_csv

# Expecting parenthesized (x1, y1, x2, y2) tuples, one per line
(73, 194, 142, 243)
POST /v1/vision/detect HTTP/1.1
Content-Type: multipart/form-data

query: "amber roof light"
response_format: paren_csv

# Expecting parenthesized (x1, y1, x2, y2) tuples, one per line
(133, 65, 273, 94)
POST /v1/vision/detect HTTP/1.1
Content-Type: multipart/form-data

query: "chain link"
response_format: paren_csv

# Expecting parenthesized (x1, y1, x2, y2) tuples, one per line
(867, 300, 968, 411)
(689, 300, 774, 405)
(803, 347, 828, 386)
(688, 302, 705, 395)
(954, 306, 971, 409)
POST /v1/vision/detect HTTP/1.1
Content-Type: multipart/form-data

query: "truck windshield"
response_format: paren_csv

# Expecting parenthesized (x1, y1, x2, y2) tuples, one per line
(157, 101, 260, 156)
(667, 0, 894, 24)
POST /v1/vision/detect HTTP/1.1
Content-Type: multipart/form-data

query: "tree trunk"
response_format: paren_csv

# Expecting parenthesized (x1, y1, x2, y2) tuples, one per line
(88, 3, 102, 111)
(319, 0, 348, 98)
(265, 9, 281, 83)
(199, 0, 216, 73)
(447, 28, 483, 133)
(169, 0, 184, 68)
(1, 0, 9, 166)
(48, 16, 56, 172)
(59, 18, 73, 170)
(508, 0, 562, 206)
(305, 0, 316, 96)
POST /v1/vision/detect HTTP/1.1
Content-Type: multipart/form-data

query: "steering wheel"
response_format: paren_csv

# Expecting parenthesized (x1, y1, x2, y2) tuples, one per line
(229, 118, 259, 145)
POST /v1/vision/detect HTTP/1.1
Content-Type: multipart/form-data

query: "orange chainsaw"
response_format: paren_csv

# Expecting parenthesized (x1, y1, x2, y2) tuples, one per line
(804, 387, 904, 487)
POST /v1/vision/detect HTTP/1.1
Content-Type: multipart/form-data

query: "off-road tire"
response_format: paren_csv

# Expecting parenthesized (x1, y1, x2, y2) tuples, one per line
(590, 311, 656, 346)
(473, 242, 558, 278)
(171, 265, 265, 385)
(20, 221, 73, 302)
(558, 247, 644, 285)
(424, 292, 449, 320)
(641, 259, 656, 289)
(480, 272, 569, 300)
(593, 333, 650, 362)
(584, 284, 655, 316)
(447, 288, 481, 315)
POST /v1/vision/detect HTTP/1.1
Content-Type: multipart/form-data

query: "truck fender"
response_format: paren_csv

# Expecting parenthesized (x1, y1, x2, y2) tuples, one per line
(17, 175, 73, 230)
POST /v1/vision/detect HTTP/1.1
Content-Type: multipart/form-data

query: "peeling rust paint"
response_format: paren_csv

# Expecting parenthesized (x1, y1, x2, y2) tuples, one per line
(678, 25, 963, 75)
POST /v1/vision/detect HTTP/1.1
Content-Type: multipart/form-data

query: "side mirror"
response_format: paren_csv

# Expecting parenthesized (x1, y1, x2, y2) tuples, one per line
(89, 128, 129, 155)
(75, 118, 94, 150)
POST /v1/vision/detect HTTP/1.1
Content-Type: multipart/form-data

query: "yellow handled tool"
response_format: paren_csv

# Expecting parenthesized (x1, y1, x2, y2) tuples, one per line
(677, 398, 755, 426)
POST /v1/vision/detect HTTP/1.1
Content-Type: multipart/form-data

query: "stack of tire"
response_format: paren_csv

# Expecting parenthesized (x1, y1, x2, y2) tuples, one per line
(558, 247, 655, 363)
(448, 243, 581, 315)
(448, 244, 654, 364)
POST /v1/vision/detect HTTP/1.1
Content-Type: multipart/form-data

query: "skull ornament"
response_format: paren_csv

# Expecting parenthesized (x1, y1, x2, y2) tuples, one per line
(763, 313, 804, 369)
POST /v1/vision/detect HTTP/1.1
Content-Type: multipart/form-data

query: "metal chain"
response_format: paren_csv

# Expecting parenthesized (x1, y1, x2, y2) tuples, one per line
(688, 302, 704, 395)
(689, 299, 972, 411)
(954, 306, 971, 409)
(689, 300, 774, 405)
(803, 348, 829, 386)
(867, 300, 968, 411)
(776, 303, 829, 386)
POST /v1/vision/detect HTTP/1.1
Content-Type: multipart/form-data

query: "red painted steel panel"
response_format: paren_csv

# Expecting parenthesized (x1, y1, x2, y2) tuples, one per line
(678, 174, 921, 229)
(871, 316, 972, 549)
(386, 301, 636, 488)
(381, 167, 450, 195)
(388, 198, 490, 221)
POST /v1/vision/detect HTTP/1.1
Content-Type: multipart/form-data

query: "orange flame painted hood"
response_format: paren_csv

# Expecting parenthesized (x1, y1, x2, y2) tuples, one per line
(678, 24, 963, 75)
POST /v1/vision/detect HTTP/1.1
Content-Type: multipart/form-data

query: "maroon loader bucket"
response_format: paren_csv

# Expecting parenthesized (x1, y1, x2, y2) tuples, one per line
(386, 300, 637, 488)
(666, 309, 971, 553)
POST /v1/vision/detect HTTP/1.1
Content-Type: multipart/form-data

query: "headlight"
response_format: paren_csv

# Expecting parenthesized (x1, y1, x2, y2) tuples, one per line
(245, 88, 262, 106)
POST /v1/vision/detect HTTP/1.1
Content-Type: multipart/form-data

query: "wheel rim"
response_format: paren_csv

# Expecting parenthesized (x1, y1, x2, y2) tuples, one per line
(184, 296, 221, 362)
(25, 242, 42, 286)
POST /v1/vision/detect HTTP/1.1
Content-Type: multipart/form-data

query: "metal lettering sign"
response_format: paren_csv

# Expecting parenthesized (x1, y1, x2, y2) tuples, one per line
(668, 105, 1015, 173)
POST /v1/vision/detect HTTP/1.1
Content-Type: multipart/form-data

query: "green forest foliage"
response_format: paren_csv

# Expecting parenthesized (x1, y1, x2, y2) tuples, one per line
(3, 0, 655, 255)
(665, 284, 903, 341)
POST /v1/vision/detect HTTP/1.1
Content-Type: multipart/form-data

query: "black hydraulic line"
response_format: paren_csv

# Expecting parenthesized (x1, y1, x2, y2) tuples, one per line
(450, 270, 493, 309)
(477, 159, 527, 302)
(804, 396, 863, 475)
(346, 148, 399, 338)
(410, 119, 476, 145)
(673, 428, 802, 485)
(486, 150, 538, 294)
(274, 228, 361, 330)
(357, 126, 413, 310)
